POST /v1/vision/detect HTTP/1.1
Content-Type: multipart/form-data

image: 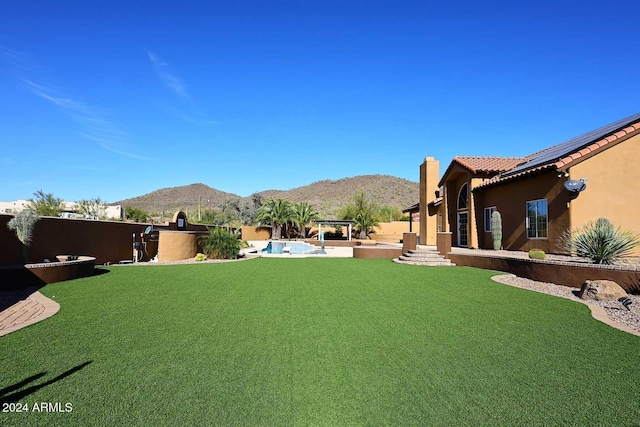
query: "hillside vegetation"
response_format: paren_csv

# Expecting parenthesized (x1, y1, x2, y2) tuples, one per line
(115, 175, 418, 219)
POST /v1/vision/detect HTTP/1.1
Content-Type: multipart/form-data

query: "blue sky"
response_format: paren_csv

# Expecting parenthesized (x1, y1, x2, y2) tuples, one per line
(1, 1, 638, 203)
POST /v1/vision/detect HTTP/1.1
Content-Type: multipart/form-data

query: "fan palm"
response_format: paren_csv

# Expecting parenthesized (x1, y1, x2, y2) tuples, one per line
(292, 202, 319, 238)
(338, 192, 379, 239)
(255, 199, 293, 240)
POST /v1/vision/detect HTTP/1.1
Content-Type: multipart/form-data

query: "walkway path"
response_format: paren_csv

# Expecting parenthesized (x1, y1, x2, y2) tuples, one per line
(0, 291, 59, 337)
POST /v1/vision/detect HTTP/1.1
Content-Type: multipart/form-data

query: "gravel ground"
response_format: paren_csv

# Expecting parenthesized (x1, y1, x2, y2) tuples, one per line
(493, 274, 640, 335)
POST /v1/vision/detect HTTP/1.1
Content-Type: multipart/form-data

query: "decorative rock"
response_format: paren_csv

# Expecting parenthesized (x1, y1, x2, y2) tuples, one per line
(579, 280, 627, 301)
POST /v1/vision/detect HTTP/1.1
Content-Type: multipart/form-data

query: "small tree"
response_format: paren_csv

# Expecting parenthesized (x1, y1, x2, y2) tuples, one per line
(76, 198, 108, 220)
(199, 227, 241, 259)
(7, 210, 39, 263)
(28, 190, 64, 217)
(377, 206, 403, 222)
(559, 218, 640, 264)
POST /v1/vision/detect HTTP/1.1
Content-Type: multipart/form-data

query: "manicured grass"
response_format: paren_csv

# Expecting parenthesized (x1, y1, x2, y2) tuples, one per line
(1, 258, 639, 426)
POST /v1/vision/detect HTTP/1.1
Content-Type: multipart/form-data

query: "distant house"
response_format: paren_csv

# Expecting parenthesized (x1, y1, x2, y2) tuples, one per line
(419, 113, 640, 254)
(0, 200, 123, 220)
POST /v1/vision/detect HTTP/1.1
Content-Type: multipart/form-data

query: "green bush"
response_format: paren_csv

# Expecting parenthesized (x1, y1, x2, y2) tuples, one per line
(199, 227, 241, 259)
(125, 206, 150, 223)
(194, 253, 207, 261)
(559, 218, 640, 264)
(528, 249, 546, 260)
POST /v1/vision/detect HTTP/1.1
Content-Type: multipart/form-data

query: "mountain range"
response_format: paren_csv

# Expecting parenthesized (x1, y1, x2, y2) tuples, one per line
(114, 175, 419, 219)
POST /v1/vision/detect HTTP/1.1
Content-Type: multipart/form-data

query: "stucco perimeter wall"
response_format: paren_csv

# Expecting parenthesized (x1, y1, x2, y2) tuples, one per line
(1, 214, 151, 266)
(353, 246, 403, 259)
(158, 230, 207, 262)
(473, 170, 572, 254)
(569, 132, 640, 255)
(241, 226, 271, 240)
(371, 222, 412, 243)
(449, 253, 640, 293)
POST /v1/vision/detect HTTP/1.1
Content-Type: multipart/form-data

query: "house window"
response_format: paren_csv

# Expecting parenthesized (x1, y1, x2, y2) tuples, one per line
(526, 199, 548, 239)
(484, 207, 496, 232)
(457, 183, 468, 210)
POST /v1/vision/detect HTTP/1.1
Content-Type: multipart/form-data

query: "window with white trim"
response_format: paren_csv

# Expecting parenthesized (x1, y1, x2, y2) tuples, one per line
(484, 207, 496, 232)
(526, 199, 548, 239)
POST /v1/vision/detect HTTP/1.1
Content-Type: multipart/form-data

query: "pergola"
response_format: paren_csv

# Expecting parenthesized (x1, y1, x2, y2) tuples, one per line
(402, 203, 419, 233)
(314, 219, 354, 241)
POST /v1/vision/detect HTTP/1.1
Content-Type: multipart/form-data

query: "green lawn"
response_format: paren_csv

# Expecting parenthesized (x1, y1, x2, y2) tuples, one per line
(1, 258, 639, 426)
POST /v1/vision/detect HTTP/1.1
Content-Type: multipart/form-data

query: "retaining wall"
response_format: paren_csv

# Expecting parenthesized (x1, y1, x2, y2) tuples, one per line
(353, 246, 403, 259)
(449, 253, 640, 293)
(0, 256, 96, 290)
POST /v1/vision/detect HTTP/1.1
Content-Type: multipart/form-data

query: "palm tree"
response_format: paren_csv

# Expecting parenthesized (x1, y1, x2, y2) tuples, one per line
(255, 198, 293, 240)
(292, 202, 319, 238)
(338, 192, 379, 239)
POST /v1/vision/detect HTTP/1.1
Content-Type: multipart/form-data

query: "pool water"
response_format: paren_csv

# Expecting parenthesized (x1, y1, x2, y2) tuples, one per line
(262, 241, 326, 255)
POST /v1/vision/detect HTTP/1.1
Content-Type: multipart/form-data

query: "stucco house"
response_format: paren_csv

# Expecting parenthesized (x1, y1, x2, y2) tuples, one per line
(419, 113, 640, 255)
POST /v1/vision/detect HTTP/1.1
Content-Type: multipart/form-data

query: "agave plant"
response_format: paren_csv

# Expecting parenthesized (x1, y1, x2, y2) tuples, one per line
(559, 218, 640, 264)
(199, 227, 241, 259)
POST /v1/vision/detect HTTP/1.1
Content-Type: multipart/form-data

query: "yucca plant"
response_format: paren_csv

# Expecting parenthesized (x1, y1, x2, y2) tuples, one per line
(559, 218, 640, 264)
(199, 227, 241, 259)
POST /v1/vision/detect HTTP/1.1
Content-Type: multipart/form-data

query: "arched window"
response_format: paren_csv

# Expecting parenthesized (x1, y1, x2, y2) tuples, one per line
(457, 183, 468, 210)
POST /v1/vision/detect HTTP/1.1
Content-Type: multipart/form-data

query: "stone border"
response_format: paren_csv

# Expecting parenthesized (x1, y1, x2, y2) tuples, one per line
(0, 291, 60, 337)
(491, 274, 640, 337)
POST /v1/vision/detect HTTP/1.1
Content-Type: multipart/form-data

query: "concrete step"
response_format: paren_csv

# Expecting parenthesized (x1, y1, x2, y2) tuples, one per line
(399, 253, 446, 260)
(393, 248, 455, 266)
(393, 257, 455, 266)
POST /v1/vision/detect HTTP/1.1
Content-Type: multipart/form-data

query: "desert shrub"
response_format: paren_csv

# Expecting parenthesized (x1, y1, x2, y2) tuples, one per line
(559, 218, 640, 264)
(125, 206, 150, 223)
(528, 249, 546, 260)
(199, 227, 241, 259)
(194, 253, 207, 262)
(239, 240, 249, 249)
(7, 210, 40, 263)
(7, 210, 39, 246)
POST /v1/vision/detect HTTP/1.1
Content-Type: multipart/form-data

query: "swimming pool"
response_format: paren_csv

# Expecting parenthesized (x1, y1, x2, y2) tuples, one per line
(262, 241, 326, 255)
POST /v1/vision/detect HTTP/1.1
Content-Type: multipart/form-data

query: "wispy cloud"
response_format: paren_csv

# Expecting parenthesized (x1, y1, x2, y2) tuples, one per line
(22, 79, 149, 160)
(146, 49, 189, 98)
(2, 46, 149, 161)
(0, 46, 36, 74)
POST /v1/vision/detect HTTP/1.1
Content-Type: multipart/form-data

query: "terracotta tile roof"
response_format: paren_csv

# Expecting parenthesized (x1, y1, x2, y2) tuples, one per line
(427, 197, 443, 207)
(453, 156, 526, 174)
(474, 117, 640, 191)
(402, 202, 419, 213)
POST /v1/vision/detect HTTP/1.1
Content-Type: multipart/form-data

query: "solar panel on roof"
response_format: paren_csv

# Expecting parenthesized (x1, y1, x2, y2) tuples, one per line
(502, 112, 640, 177)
